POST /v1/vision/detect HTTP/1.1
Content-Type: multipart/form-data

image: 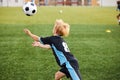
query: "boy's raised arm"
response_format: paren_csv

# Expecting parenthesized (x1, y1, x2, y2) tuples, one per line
(24, 28, 39, 42)
(24, 29, 51, 49)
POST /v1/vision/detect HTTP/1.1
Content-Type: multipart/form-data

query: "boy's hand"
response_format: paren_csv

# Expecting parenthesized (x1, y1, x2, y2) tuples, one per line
(32, 41, 40, 47)
(24, 28, 31, 35)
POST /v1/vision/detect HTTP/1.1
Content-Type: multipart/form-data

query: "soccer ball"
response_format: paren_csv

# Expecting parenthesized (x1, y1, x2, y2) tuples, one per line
(23, 1, 37, 16)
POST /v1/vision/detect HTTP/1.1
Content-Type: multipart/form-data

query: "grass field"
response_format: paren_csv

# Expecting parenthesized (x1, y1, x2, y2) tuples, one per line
(0, 7, 120, 80)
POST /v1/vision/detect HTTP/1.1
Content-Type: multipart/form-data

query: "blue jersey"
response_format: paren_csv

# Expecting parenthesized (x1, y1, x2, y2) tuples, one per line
(40, 36, 81, 80)
(40, 36, 77, 66)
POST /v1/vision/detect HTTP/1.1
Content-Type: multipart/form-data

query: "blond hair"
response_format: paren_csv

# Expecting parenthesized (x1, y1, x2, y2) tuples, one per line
(53, 19, 70, 37)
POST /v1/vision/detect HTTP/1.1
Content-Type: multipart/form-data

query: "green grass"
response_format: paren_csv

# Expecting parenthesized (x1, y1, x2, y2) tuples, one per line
(0, 7, 118, 24)
(0, 7, 120, 80)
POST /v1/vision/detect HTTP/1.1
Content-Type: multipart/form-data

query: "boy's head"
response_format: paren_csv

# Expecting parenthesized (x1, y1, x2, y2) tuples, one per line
(53, 19, 70, 37)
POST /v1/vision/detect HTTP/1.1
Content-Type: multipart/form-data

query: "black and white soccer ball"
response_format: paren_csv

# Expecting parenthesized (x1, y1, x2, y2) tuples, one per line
(23, 1, 37, 16)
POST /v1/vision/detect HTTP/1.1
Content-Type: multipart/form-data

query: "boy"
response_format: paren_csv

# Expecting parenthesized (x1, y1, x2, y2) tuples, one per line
(117, 0, 120, 11)
(24, 19, 82, 80)
(117, 13, 120, 25)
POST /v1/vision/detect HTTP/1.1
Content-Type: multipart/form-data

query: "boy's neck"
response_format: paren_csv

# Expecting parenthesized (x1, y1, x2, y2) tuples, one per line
(53, 33, 58, 36)
(53, 34, 61, 37)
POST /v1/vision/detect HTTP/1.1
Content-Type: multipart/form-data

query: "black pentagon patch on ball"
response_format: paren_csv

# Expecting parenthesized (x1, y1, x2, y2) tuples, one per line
(25, 7, 29, 11)
(26, 14, 31, 16)
(32, 10, 36, 13)
(31, 3, 34, 6)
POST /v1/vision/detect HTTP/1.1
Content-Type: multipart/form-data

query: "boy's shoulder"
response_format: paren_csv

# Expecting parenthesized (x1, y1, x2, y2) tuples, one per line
(51, 36, 62, 39)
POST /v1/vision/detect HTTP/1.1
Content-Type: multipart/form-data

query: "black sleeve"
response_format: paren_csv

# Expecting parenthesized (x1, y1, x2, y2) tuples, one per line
(40, 36, 51, 45)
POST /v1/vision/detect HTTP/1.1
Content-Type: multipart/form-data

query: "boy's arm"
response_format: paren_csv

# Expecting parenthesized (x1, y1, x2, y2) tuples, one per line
(32, 41, 51, 49)
(24, 29, 39, 41)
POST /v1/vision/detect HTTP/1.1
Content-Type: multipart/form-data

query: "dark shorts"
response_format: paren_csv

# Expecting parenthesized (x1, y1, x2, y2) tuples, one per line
(59, 60, 82, 80)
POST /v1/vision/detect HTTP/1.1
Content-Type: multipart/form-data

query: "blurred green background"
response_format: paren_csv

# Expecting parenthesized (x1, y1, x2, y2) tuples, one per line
(0, 7, 120, 80)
